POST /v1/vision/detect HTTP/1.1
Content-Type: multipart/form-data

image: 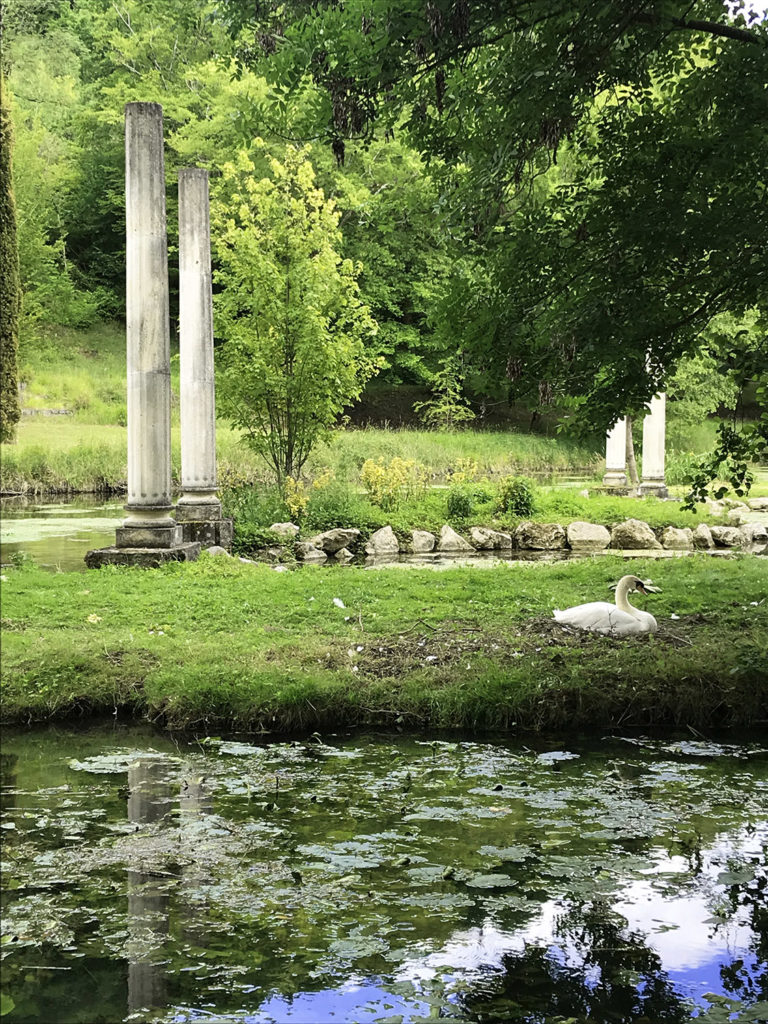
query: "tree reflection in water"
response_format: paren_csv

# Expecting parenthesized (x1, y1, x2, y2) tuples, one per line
(464, 901, 710, 1023)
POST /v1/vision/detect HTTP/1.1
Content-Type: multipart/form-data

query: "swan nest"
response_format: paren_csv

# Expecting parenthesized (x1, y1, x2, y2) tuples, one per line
(350, 615, 706, 677)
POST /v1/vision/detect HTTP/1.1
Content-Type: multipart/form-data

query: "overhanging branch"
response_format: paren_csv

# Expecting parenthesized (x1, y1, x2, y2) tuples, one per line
(635, 11, 768, 47)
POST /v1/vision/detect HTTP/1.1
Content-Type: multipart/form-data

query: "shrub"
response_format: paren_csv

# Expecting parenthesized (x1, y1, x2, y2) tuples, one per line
(284, 477, 309, 522)
(446, 486, 474, 520)
(221, 484, 289, 530)
(497, 476, 537, 517)
(360, 456, 427, 510)
(446, 457, 480, 485)
(305, 480, 385, 533)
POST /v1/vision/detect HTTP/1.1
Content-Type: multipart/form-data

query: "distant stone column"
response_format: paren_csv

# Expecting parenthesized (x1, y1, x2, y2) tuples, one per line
(176, 168, 221, 522)
(639, 392, 668, 496)
(119, 102, 178, 548)
(603, 417, 628, 487)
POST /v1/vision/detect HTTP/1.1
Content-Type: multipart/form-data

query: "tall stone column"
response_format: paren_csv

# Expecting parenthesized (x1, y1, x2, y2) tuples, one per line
(603, 417, 628, 487)
(639, 392, 668, 497)
(119, 102, 178, 548)
(176, 168, 221, 522)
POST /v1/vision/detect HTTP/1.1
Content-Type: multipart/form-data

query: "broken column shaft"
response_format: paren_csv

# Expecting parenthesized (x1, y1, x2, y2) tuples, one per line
(603, 417, 628, 488)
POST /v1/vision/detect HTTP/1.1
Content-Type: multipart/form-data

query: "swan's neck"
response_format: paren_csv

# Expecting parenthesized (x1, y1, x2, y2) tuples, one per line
(615, 578, 638, 616)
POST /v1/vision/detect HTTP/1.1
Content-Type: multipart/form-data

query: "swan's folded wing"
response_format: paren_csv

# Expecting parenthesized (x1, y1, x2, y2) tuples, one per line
(553, 601, 619, 632)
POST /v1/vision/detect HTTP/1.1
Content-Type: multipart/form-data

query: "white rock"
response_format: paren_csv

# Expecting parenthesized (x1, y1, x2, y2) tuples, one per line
(610, 519, 661, 550)
(469, 526, 513, 550)
(747, 497, 768, 511)
(437, 524, 473, 552)
(710, 525, 743, 548)
(269, 522, 300, 539)
(411, 529, 436, 553)
(692, 523, 714, 549)
(205, 545, 231, 557)
(334, 547, 355, 562)
(309, 528, 361, 554)
(661, 526, 694, 550)
(740, 522, 768, 545)
(515, 521, 567, 550)
(295, 541, 327, 562)
(566, 521, 610, 551)
(365, 525, 400, 556)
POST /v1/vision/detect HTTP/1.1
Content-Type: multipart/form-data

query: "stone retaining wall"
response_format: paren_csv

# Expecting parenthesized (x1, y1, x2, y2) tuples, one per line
(234, 507, 767, 564)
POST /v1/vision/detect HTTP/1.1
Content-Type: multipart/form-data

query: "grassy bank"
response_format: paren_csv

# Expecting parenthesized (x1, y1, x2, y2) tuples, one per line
(2, 555, 766, 732)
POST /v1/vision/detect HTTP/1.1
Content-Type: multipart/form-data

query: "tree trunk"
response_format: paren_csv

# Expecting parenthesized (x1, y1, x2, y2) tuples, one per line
(625, 415, 640, 488)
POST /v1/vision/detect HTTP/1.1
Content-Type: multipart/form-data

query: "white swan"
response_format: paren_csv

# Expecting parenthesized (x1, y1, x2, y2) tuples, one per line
(553, 575, 661, 636)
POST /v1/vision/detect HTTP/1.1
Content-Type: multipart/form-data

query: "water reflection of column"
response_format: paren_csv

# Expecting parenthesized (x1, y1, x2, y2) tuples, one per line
(127, 756, 174, 1017)
(603, 417, 628, 487)
(178, 772, 213, 949)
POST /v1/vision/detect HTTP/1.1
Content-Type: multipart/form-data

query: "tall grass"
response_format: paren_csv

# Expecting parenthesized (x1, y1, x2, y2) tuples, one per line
(308, 426, 603, 480)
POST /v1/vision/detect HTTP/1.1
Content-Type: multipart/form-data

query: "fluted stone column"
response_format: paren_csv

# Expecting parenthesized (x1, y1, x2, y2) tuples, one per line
(118, 102, 179, 549)
(603, 417, 628, 487)
(639, 392, 668, 496)
(176, 168, 221, 522)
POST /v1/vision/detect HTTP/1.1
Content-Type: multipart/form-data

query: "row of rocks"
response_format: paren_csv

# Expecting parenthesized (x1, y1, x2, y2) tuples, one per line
(267, 517, 768, 562)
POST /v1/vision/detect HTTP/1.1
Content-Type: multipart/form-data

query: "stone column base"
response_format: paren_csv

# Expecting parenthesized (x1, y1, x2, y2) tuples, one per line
(602, 471, 628, 487)
(638, 481, 669, 498)
(179, 518, 233, 550)
(116, 524, 184, 549)
(85, 541, 201, 569)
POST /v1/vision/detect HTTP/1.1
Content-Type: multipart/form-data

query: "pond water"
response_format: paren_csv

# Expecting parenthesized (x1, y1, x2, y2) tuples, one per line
(0, 497, 122, 572)
(2, 723, 766, 1023)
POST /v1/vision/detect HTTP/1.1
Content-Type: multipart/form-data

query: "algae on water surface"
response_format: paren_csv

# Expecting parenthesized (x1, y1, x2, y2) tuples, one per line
(1, 724, 767, 1023)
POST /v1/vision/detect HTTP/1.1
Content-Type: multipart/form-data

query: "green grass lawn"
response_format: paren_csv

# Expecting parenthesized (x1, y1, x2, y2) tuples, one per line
(2, 554, 765, 732)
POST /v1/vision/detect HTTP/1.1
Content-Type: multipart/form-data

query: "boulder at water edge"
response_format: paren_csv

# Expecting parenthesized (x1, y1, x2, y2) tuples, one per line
(661, 526, 694, 550)
(437, 524, 474, 552)
(740, 522, 768, 546)
(308, 528, 361, 554)
(296, 541, 327, 562)
(269, 522, 300, 540)
(514, 521, 567, 550)
(610, 519, 661, 550)
(565, 521, 610, 552)
(411, 530, 436, 553)
(365, 526, 400, 556)
(692, 523, 715, 549)
(710, 526, 743, 548)
(469, 526, 513, 550)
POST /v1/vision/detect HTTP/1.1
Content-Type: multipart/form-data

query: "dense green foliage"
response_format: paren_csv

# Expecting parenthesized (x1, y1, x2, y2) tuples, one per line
(1, 555, 765, 729)
(0, 82, 21, 443)
(3, 0, 766, 496)
(223, 0, 768, 489)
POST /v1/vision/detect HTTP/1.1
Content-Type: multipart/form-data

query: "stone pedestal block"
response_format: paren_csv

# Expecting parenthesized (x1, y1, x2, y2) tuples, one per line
(116, 524, 183, 549)
(179, 518, 234, 550)
(638, 481, 669, 498)
(85, 542, 201, 569)
(175, 500, 223, 523)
